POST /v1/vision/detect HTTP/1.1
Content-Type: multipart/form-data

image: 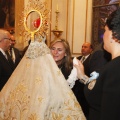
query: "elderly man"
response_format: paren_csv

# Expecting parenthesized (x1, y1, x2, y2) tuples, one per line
(0, 29, 14, 91)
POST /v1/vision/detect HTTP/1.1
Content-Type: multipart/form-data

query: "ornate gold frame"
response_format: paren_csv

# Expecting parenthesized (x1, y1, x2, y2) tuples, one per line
(18, 0, 50, 44)
(24, 10, 42, 41)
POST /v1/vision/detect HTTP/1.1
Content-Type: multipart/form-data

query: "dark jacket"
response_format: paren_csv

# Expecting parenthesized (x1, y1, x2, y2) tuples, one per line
(77, 55, 92, 76)
(89, 43, 111, 73)
(0, 51, 14, 91)
(13, 47, 21, 67)
(58, 63, 72, 80)
(84, 56, 120, 120)
(72, 54, 92, 118)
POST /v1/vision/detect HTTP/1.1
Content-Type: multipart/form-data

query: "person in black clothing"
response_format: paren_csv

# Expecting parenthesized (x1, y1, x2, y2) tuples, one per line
(6, 35, 21, 68)
(75, 7, 120, 120)
(89, 42, 111, 74)
(49, 38, 73, 79)
(22, 40, 31, 57)
(77, 42, 93, 76)
(0, 29, 14, 91)
(73, 43, 111, 119)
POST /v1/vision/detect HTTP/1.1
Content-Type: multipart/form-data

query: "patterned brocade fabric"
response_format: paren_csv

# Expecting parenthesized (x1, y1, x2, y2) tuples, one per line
(26, 41, 50, 59)
(0, 40, 86, 120)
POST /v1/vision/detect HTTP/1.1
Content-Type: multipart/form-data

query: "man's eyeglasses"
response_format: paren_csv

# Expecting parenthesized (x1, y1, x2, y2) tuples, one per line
(4, 38, 12, 41)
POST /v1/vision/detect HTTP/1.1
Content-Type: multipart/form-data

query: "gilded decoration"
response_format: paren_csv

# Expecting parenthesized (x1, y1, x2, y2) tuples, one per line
(25, 41, 50, 59)
(18, 0, 50, 44)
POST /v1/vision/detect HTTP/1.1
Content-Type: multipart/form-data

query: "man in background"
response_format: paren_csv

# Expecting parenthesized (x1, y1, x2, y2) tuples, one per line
(6, 35, 21, 68)
(77, 42, 93, 76)
(0, 29, 14, 91)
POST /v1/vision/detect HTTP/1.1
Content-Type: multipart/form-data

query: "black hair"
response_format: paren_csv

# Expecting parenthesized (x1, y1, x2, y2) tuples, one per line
(106, 7, 120, 40)
(90, 44, 94, 50)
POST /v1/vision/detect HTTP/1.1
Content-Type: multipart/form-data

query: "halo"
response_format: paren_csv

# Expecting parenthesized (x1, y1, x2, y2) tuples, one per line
(18, 0, 50, 42)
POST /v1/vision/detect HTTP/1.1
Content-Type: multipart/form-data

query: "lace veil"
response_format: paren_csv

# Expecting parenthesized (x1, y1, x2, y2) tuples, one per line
(0, 39, 86, 120)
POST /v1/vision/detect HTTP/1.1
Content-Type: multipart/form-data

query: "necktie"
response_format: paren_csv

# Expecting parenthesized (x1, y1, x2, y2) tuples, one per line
(81, 56, 85, 63)
(9, 48, 13, 59)
(8, 48, 15, 63)
(6, 51, 15, 70)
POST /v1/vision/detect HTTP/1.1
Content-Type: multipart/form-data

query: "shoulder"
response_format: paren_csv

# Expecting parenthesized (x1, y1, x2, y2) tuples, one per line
(0, 52, 5, 59)
(90, 50, 105, 60)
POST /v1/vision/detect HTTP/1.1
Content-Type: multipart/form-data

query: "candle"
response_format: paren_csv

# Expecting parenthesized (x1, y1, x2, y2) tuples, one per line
(56, 4, 59, 11)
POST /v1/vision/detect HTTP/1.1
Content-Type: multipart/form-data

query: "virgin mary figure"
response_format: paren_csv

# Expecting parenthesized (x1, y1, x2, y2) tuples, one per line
(0, 38, 86, 119)
(0, 1, 86, 118)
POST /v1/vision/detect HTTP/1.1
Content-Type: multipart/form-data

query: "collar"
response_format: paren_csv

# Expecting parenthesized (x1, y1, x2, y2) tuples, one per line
(0, 48, 6, 56)
(82, 54, 90, 59)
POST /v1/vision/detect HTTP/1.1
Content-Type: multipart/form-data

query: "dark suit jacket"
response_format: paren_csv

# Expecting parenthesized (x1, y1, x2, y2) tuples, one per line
(6, 47, 21, 68)
(72, 54, 91, 118)
(13, 47, 21, 67)
(0, 51, 14, 91)
(84, 56, 120, 120)
(78, 55, 91, 76)
(89, 43, 111, 73)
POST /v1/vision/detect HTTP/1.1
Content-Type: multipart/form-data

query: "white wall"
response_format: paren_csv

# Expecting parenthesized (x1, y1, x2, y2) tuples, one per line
(50, 0, 92, 56)
(15, 0, 92, 56)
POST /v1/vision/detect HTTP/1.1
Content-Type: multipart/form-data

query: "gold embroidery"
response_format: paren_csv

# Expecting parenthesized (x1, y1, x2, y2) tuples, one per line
(26, 41, 50, 59)
(35, 77, 41, 84)
(68, 92, 80, 108)
(26, 62, 30, 67)
(65, 116, 72, 120)
(38, 97, 43, 103)
(0, 86, 86, 120)
(28, 113, 40, 120)
(57, 70, 62, 76)
(52, 112, 63, 120)
(0, 83, 30, 120)
(0, 62, 86, 120)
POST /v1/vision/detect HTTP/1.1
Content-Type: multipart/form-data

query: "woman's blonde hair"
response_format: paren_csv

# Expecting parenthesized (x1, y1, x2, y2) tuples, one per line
(49, 38, 73, 72)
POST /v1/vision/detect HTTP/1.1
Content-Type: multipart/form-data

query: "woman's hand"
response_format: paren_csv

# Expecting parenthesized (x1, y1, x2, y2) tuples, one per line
(74, 60, 85, 79)
(74, 60, 89, 84)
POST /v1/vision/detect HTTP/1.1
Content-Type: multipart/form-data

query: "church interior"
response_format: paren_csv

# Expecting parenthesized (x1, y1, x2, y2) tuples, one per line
(0, 0, 120, 56)
(0, 1, 120, 119)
